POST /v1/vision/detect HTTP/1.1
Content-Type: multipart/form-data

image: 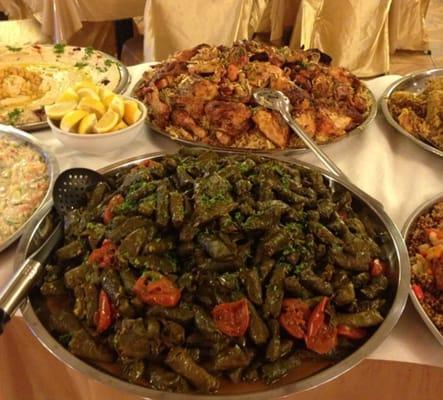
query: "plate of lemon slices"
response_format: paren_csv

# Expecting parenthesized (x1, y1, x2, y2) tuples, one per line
(45, 82, 146, 154)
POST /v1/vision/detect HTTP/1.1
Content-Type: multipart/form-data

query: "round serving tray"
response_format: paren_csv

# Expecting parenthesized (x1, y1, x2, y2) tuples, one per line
(15, 150, 409, 399)
(402, 193, 443, 346)
(132, 67, 377, 156)
(380, 68, 443, 158)
(0, 45, 131, 132)
(0, 124, 59, 252)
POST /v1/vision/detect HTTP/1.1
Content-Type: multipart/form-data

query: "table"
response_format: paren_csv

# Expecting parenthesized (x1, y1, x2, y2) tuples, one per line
(0, 63, 442, 398)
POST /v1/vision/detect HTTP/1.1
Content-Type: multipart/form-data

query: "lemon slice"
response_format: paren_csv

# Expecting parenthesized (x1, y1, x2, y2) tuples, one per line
(113, 120, 128, 131)
(78, 97, 106, 117)
(57, 88, 79, 103)
(78, 113, 98, 134)
(99, 87, 115, 101)
(123, 100, 142, 125)
(108, 95, 125, 117)
(60, 110, 88, 132)
(75, 81, 98, 92)
(94, 110, 120, 133)
(45, 101, 77, 120)
(77, 87, 100, 101)
(103, 94, 116, 109)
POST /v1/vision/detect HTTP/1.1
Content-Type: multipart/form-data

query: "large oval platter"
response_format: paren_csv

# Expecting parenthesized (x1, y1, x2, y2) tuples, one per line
(15, 150, 409, 399)
(402, 193, 443, 345)
(0, 44, 131, 131)
(131, 41, 377, 156)
(380, 68, 443, 158)
(0, 124, 58, 252)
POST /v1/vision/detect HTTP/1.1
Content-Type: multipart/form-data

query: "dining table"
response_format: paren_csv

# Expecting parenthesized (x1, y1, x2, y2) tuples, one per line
(0, 62, 442, 399)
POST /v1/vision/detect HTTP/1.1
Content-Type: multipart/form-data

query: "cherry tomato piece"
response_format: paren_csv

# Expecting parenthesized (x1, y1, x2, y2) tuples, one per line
(95, 289, 113, 333)
(411, 283, 424, 301)
(279, 299, 310, 339)
(337, 324, 367, 339)
(133, 276, 181, 307)
(212, 299, 250, 337)
(370, 258, 386, 277)
(305, 323, 337, 354)
(88, 239, 117, 268)
(103, 194, 124, 225)
(305, 297, 337, 354)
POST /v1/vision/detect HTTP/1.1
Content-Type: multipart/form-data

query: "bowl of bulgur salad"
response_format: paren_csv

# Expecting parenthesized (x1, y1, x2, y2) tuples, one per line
(0, 124, 58, 252)
(403, 194, 443, 345)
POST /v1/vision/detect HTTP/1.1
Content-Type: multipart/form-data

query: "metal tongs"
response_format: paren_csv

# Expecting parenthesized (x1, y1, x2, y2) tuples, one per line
(253, 89, 383, 211)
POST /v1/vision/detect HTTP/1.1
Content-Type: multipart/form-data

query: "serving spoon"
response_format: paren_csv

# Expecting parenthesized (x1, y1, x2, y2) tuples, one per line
(0, 168, 105, 333)
(253, 89, 383, 211)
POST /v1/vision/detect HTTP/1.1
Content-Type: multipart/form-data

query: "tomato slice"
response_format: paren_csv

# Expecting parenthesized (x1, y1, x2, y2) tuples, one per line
(95, 289, 113, 333)
(103, 194, 124, 225)
(370, 258, 386, 277)
(337, 324, 367, 339)
(305, 297, 337, 354)
(133, 276, 181, 307)
(411, 283, 424, 301)
(88, 239, 117, 268)
(212, 299, 250, 337)
(279, 298, 310, 339)
(305, 323, 337, 354)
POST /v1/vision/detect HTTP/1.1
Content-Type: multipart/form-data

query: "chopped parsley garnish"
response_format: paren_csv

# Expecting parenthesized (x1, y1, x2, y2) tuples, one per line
(85, 46, 95, 57)
(74, 62, 88, 69)
(7, 108, 23, 125)
(104, 59, 115, 67)
(6, 45, 22, 52)
(58, 333, 72, 345)
(53, 43, 66, 54)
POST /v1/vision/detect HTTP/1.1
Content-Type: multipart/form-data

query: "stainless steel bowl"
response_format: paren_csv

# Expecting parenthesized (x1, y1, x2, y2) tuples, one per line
(15, 151, 409, 399)
(402, 193, 443, 346)
(0, 124, 58, 252)
(132, 72, 377, 156)
(380, 68, 443, 158)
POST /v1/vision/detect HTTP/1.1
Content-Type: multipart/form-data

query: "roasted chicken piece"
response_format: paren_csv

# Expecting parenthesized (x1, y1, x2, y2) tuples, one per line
(172, 110, 207, 139)
(253, 109, 289, 147)
(245, 62, 284, 87)
(142, 85, 170, 129)
(205, 101, 251, 136)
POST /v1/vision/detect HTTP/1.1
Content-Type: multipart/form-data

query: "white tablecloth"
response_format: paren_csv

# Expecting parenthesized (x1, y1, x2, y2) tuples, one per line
(0, 63, 442, 367)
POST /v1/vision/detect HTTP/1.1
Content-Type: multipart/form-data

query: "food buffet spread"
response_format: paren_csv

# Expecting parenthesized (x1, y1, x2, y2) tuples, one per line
(0, 41, 442, 398)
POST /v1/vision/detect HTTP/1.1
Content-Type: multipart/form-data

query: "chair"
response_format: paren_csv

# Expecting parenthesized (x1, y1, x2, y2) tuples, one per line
(289, 0, 392, 77)
(143, 0, 269, 61)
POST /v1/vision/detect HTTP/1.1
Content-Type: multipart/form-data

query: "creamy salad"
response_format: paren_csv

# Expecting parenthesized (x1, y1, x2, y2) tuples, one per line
(0, 136, 49, 245)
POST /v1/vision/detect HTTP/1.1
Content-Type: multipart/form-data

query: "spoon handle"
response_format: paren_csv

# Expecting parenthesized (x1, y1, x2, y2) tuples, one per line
(279, 108, 384, 211)
(0, 223, 62, 334)
(280, 109, 344, 179)
(0, 258, 42, 334)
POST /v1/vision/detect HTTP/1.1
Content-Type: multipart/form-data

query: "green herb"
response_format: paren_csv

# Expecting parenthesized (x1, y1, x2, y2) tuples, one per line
(96, 66, 107, 73)
(85, 46, 94, 57)
(53, 43, 66, 54)
(294, 263, 306, 275)
(59, 333, 72, 345)
(6, 45, 22, 52)
(74, 62, 88, 69)
(7, 108, 23, 125)
(116, 198, 138, 213)
(104, 59, 115, 67)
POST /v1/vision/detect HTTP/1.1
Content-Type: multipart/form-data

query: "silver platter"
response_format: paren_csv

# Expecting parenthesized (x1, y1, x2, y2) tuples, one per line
(0, 124, 58, 252)
(15, 150, 409, 399)
(402, 193, 443, 345)
(132, 74, 377, 156)
(10, 47, 131, 132)
(380, 68, 443, 158)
